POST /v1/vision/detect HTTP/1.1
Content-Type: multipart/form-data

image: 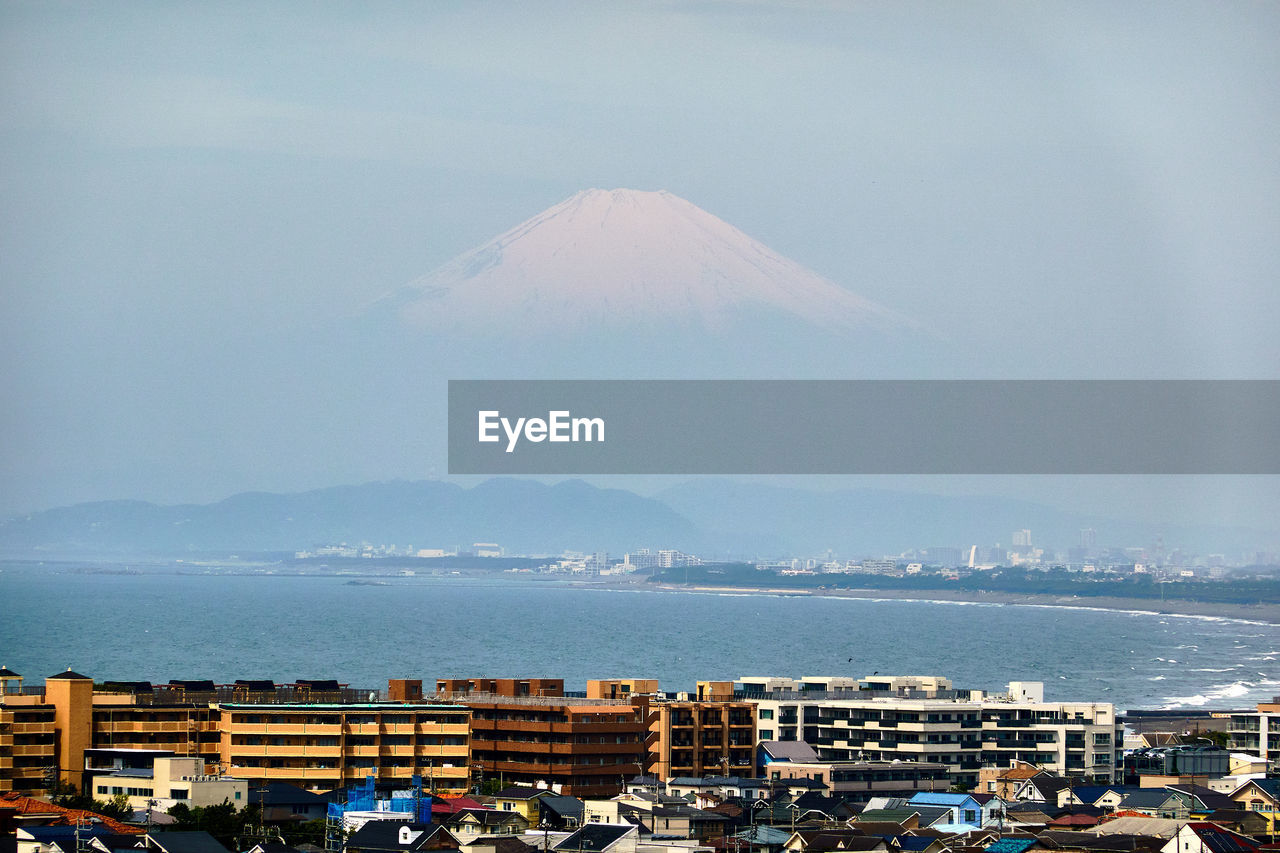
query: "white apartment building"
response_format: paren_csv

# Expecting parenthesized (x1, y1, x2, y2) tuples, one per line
(1225, 699, 1280, 765)
(737, 675, 1121, 787)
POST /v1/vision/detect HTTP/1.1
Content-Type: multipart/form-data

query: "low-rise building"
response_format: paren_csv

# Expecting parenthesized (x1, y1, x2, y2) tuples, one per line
(89, 756, 246, 810)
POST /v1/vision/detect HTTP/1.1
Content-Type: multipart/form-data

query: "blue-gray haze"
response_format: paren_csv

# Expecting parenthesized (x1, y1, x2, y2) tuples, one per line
(3, 564, 1276, 712)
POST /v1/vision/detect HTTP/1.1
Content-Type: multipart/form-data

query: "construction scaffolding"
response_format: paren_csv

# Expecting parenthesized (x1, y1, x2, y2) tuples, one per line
(325, 775, 431, 853)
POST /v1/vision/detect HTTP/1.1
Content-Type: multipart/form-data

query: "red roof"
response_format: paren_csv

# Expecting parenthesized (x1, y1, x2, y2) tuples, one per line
(0, 793, 143, 834)
(432, 796, 488, 815)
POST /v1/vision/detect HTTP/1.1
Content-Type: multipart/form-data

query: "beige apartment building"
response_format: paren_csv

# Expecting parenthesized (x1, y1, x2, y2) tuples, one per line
(90, 756, 248, 810)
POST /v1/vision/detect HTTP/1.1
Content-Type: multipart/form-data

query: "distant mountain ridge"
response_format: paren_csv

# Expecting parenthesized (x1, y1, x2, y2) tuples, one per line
(1, 478, 1273, 558)
(0, 479, 698, 555)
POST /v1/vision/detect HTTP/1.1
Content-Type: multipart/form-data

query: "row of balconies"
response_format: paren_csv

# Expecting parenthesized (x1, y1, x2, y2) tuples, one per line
(471, 739, 634, 756)
(224, 721, 468, 737)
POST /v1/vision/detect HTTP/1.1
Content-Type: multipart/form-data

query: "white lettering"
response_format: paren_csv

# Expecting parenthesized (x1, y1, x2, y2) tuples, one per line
(478, 411, 500, 443)
(481, 411, 604, 452)
(572, 416, 604, 442)
(549, 410, 571, 442)
(502, 416, 526, 453)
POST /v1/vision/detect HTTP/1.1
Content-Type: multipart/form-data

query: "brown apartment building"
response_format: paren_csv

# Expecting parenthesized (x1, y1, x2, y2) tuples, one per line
(435, 678, 649, 797)
(0, 670, 471, 795)
(588, 679, 756, 782)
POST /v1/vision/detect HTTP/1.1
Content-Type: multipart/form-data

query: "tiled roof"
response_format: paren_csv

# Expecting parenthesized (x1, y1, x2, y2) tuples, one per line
(0, 793, 143, 835)
(1000, 767, 1045, 781)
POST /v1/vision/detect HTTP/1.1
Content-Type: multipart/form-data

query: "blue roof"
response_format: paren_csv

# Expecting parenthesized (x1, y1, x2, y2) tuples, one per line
(895, 837, 938, 851)
(908, 792, 976, 806)
(984, 840, 1039, 853)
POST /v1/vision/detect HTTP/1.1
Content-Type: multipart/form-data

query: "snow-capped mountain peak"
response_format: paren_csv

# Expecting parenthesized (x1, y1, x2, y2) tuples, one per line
(382, 188, 901, 334)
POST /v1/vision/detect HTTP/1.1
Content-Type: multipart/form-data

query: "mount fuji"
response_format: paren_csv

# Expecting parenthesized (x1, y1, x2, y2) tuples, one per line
(373, 188, 904, 337)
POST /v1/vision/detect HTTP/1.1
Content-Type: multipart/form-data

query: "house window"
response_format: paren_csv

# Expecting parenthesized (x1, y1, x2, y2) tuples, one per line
(760, 710, 774, 720)
(235, 792, 241, 800)
(964, 810, 976, 823)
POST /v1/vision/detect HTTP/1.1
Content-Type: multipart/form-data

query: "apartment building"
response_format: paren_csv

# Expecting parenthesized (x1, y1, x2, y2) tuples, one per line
(0, 670, 471, 795)
(217, 701, 470, 792)
(738, 675, 1121, 787)
(0, 668, 59, 794)
(1225, 698, 1280, 765)
(435, 678, 648, 797)
(588, 680, 756, 782)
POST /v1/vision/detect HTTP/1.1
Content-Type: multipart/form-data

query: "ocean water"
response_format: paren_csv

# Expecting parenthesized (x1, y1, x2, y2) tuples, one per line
(1, 561, 1277, 712)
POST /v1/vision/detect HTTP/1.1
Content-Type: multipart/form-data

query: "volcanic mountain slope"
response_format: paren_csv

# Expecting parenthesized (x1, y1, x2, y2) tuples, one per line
(374, 188, 903, 335)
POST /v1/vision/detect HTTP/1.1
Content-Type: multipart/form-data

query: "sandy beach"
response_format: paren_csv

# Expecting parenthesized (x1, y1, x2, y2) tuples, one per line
(635, 581, 1280, 624)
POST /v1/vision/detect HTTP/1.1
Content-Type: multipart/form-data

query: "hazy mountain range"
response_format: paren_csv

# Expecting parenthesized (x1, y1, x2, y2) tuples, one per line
(1, 478, 1272, 559)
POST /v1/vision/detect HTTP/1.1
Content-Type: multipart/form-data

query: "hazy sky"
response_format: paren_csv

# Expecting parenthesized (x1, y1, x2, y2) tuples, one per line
(2, 2, 1278, 530)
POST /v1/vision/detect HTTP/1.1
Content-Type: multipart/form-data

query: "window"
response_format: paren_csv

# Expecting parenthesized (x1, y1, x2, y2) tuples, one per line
(235, 791, 241, 800)
(170, 788, 188, 799)
(97, 786, 107, 794)
(964, 810, 976, 823)
(760, 709, 773, 720)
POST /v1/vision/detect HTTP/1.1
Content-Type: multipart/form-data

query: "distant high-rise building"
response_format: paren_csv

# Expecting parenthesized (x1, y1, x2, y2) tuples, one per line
(1012, 529, 1032, 548)
(1080, 528, 1097, 549)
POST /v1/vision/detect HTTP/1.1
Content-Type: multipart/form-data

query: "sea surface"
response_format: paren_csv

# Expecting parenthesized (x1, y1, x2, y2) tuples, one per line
(1, 560, 1277, 712)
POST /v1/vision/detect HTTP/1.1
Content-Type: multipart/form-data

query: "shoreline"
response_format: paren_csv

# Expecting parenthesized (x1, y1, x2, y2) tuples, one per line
(629, 580, 1280, 624)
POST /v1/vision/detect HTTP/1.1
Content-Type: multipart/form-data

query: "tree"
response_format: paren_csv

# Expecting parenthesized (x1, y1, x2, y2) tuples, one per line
(1198, 730, 1229, 748)
(166, 799, 261, 849)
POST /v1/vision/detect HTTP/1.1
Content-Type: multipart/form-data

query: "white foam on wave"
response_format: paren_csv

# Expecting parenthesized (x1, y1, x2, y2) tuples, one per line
(1163, 679, 1259, 709)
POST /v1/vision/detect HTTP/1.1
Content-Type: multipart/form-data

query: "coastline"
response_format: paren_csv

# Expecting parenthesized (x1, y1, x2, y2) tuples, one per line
(635, 580, 1280, 624)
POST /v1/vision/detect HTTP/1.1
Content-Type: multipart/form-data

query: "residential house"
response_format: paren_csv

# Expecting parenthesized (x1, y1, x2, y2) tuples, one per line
(252, 783, 329, 824)
(345, 822, 460, 853)
(449, 810, 530, 839)
(1229, 777, 1280, 833)
(1163, 786, 1236, 818)
(646, 806, 727, 841)
(1114, 791, 1187, 820)
(978, 763, 1047, 801)
(1157, 822, 1259, 853)
(551, 824, 638, 853)
(1201, 809, 1268, 837)
(538, 797, 585, 831)
(905, 793, 988, 829)
(1012, 777, 1071, 806)
(494, 790, 554, 825)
